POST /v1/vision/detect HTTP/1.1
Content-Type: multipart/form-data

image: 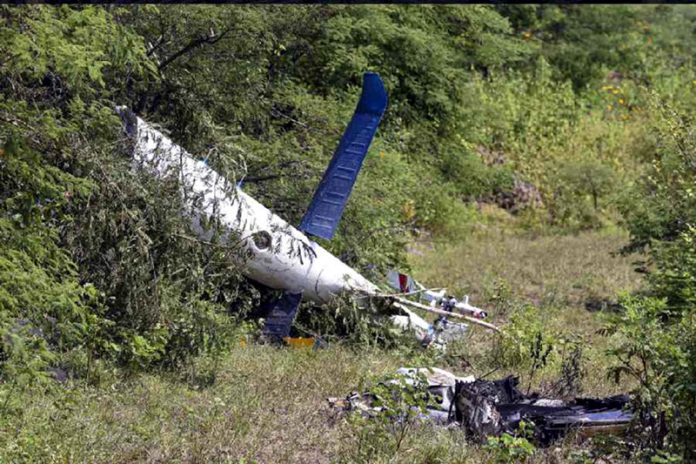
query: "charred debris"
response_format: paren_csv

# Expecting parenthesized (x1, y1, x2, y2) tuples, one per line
(329, 368, 632, 446)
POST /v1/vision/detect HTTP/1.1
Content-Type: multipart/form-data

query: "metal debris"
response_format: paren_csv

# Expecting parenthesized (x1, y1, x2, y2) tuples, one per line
(329, 368, 632, 445)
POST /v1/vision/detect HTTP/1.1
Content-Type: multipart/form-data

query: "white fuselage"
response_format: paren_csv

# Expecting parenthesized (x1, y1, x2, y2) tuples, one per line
(123, 110, 378, 303)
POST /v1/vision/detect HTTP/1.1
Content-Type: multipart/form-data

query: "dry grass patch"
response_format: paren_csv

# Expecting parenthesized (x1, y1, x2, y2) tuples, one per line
(410, 227, 641, 311)
(0, 346, 406, 463)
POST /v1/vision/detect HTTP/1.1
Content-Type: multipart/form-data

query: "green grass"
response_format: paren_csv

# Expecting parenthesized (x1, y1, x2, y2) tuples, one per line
(0, 222, 644, 463)
(0, 346, 402, 463)
(409, 220, 643, 399)
(410, 225, 641, 312)
(0, 346, 628, 463)
(411, 221, 641, 395)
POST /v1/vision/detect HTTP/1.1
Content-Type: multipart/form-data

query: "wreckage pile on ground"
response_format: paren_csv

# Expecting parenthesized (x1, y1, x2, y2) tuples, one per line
(328, 367, 632, 446)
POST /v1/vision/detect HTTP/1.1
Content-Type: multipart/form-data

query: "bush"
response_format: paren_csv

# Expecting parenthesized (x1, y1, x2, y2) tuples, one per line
(610, 101, 696, 459)
(484, 421, 536, 464)
(0, 116, 108, 385)
(606, 296, 696, 459)
(346, 371, 432, 461)
(0, 6, 252, 379)
(549, 159, 618, 229)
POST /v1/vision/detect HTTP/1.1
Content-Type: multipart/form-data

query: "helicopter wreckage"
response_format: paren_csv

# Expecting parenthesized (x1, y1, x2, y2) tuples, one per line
(329, 367, 633, 445)
(117, 72, 498, 349)
(117, 74, 636, 444)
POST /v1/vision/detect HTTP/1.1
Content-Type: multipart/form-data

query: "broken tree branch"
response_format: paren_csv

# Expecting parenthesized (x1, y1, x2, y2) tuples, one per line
(372, 287, 446, 299)
(158, 28, 231, 71)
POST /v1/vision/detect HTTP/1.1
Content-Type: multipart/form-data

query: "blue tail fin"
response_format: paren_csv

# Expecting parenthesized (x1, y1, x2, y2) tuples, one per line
(299, 73, 388, 240)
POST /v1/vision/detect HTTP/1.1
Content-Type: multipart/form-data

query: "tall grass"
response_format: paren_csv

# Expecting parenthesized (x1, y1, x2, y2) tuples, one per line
(410, 222, 641, 311)
(0, 223, 644, 463)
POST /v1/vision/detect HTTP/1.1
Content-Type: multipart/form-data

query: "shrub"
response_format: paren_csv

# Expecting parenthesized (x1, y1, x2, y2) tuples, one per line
(549, 159, 618, 229)
(0, 6, 251, 378)
(606, 296, 695, 459)
(346, 372, 432, 461)
(483, 420, 536, 464)
(610, 101, 696, 459)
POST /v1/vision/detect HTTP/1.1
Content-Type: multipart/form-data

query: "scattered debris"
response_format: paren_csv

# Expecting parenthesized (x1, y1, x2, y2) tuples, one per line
(390, 307, 472, 350)
(329, 368, 632, 445)
(385, 269, 499, 349)
(386, 270, 487, 319)
(328, 367, 474, 425)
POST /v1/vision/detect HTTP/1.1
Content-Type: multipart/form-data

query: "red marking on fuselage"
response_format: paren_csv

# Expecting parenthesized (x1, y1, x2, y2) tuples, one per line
(398, 273, 409, 293)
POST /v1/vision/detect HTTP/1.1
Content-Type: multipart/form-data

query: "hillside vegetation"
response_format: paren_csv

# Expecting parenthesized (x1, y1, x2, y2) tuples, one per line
(2, 5, 696, 462)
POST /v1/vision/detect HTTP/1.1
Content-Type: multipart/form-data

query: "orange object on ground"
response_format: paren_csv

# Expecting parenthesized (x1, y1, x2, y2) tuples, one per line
(283, 337, 316, 348)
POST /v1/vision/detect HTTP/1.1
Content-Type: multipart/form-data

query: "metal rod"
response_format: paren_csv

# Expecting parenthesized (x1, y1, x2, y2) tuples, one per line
(372, 287, 446, 298)
(391, 296, 501, 332)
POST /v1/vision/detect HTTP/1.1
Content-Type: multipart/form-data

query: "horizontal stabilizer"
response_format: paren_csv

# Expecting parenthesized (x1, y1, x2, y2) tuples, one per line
(387, 270, 487, 319)
(299, 73, 387, 240)
(261, 291, 303, 342)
